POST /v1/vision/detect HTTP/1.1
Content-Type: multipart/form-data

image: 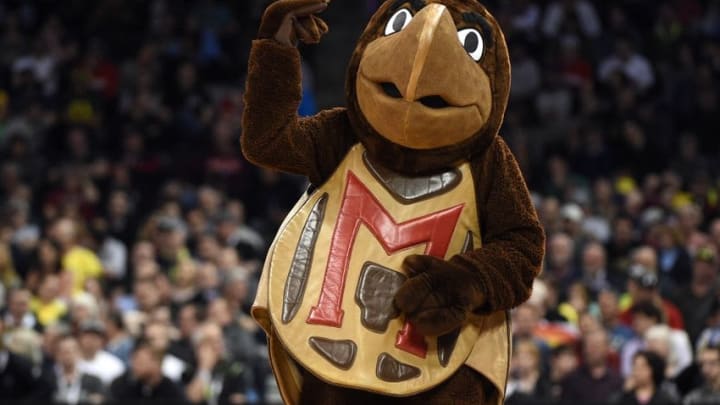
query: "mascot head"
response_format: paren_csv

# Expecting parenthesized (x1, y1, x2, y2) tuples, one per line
(346, 0, 510, 174)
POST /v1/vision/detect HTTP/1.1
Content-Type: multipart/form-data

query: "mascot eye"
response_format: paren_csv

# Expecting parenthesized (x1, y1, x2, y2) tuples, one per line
(457, 28, 484, 61)
(384, 9, 413, 36)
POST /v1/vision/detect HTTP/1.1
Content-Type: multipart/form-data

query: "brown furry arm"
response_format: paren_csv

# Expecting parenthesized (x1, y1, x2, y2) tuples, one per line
(393, 137, 544, 336)
(241, 39, 354, 185)
(459, 136, 545, 313)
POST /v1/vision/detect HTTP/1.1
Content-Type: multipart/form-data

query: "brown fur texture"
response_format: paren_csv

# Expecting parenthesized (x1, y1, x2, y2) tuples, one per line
(242, 0, 545, 403)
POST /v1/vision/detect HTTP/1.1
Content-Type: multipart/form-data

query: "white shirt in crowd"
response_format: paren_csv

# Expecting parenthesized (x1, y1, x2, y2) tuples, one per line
(78, 350, 125, 386)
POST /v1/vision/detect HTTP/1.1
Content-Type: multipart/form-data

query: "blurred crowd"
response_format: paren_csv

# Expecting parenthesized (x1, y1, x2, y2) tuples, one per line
(0, 0, 720, 404)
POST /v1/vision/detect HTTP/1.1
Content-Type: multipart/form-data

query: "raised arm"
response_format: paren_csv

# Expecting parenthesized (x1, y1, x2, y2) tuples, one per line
(241, 0, 355, 185)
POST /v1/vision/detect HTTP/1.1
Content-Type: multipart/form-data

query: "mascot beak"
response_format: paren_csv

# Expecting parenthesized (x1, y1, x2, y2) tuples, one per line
(356, 3, 492, 150)
(397, 4, 453, 103)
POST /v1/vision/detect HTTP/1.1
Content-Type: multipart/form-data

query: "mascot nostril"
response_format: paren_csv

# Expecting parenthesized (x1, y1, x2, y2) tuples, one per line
(380, 82, 403, 99)
(418, 95, 450, 109)
(243, 1, 545, 404)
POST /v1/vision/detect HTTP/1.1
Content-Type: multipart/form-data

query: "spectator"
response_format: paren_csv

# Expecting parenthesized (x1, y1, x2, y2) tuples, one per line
(0, 319, 54, 401)
(2, 288, 38, 331)
(54, 335, 105, 405)
(50, 218, 103, 294)
(672, 245, 720, 345)
(581, 242, 614, 297)
(598, 39, 655, 92)
(561, 328, 623, 402)
(619, 264, 684, 331)
(30, 273, 67, 327)
(684, 343, 720, 404)
(109, 339, 187, 403)
(644, 324, 692, 380)
(614, 350, 677, 405)
(186, 322, 253, 405)
(506, 338, 553, 404)
(76, 320, 125, 386)
(143, 320, 187, 383)
(599, 289, 635, 353)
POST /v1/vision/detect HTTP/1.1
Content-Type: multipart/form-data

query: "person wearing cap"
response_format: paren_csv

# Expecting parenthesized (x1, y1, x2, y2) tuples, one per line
(76, 320, 125, 386)
(619, 263, 685, 331)
(671, 245, 720, 345)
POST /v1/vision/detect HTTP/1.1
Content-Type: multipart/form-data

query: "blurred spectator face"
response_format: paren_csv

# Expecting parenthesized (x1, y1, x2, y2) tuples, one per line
(632, 246, 658, 272)
(548, 233, 574, 269)
(598, 290, 619, 322)
(175, 260, 197, 288)
(198, 187, 221, 216)
(50, 218, 77, 249)
(218, 247, 240, 270)
(9, 288, 30, 319)
(131, 344, 162, 382)
(198, 263, 220, 291)
(710, 219, 720, 248)
(56, 336, 80, 370)
(224, 270, 249, 304)
(693, 246, 719, 283)
(513, 304, 539, 338)
(582, 243, 606, 274)
(179, 305, 200, 339)
(108, 190, 130, 218)
(678, 204, 702, 233)
(70, 296, 98, 326)
(578, 313, 601, 335)
(197, 235, 221, 262)
(132, 241, 156, 266)
(134, 279, 160, 312)
(186, 210, 208, 238)
(631, 354, 654, 388)
(150, 306, 171, 326)
(38, 239, 59, 268)
(78, 330, 104, 357)
(613, 217, 634, 245)
(135, 260, 159, 280)
(145, 322, 170, 352)
(37, 274, 60, 302)
(512, 339, 540, 377)
(196, 322, 225, 357)
(208, 298, 232, 327)
(699, 347, 720, 388)
(552, 347, 578, 381)
(594, 179, 613, 203)
(632, 312, 658, 337)
(583, 330, 610, 367)
(539, 197, 560, 231)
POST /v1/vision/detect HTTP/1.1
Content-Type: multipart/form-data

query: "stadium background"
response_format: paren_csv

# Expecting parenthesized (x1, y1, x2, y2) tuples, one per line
(1, 0, 720, 404)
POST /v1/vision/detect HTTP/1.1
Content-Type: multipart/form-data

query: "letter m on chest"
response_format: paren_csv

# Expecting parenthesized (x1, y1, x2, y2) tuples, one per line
(307, 171, 465, 327)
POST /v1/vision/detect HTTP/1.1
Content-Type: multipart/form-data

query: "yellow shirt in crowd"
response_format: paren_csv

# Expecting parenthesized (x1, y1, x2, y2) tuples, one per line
(62, 246, 103, 292)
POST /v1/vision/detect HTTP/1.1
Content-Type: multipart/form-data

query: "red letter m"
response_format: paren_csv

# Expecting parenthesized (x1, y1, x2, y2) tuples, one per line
(306, 171, 464, 357)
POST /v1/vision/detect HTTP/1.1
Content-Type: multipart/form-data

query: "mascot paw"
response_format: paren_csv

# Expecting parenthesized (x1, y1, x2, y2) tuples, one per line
(259, 0, 331, 46)
(394, 255, 485, 337)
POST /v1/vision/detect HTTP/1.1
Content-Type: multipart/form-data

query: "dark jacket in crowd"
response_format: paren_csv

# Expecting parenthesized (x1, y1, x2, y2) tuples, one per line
(0, 350, 54, 402)
(109, 371, 187, 404)
(560, 365, 623, 404)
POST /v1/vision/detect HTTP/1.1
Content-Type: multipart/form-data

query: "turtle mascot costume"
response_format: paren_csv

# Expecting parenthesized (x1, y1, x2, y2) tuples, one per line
(242, 0, 545, 403)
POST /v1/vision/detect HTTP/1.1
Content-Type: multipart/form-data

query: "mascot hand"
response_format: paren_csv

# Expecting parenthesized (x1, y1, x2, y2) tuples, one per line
(259, 0, 330, 47)
(394, 255, 486, 337)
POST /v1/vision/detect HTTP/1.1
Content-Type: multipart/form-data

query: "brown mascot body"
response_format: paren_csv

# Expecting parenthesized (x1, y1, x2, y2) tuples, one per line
(242, 1, 545, 404)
